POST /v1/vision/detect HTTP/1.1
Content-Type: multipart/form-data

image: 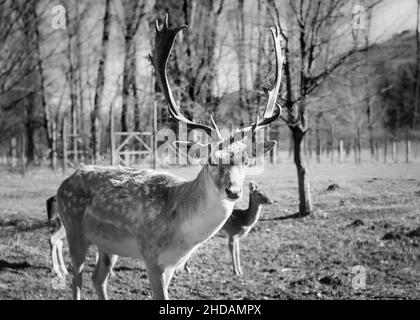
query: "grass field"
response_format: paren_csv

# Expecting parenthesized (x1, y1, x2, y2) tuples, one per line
(0, 160, 419, 300)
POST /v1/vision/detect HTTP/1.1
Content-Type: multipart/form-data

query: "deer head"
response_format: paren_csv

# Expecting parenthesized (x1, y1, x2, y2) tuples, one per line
(150, 14, 284, 201)
(249, 182, 273, 205)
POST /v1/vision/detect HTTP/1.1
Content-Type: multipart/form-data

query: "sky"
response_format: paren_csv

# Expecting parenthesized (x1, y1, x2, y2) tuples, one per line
(370, 0, 418, 42)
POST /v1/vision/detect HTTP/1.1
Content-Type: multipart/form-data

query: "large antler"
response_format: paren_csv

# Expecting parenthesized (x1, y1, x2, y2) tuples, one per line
(149, 14, 215, 137)
(240, 25, 284, 133)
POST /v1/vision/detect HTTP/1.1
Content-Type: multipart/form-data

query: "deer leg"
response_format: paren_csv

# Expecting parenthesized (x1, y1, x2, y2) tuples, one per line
(67, 236, 89, 300)
(163, 267, 175, 295)
(49, 224, 66, 276)
(92, 251, 118, 300)
(233, 238, 243, 275)
(50, 239, 60, 276)
(56, 240, 68, 275)
(145, 262, 168, 300)
(228, 236, 239, 275)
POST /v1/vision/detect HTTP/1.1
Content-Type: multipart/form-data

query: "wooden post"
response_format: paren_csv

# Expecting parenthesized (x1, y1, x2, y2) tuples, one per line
(62, 119, 68, 173)
(153, 101, 158, 170)
(229, 122, 234, 135)
(339, 140, 344, 163)
(10, 137, 17, 168)
(383, 129, 388, 163)
(20, 133, 25, 176)
(353, 139, 358, 164)
(110, 103, 115, 166)
(392, 140, 397, 163)
(375, 141, 379, 162)
(406, 139, 411, 163)
(356, 126, 362, 164)
(308, 139, 313, 160)
(52, 121, 57, 171)
(330, 126, 334, 164)
(73, 128, 78, 165)
(269, 140, 277, 165)
(317, 140, 321, 164)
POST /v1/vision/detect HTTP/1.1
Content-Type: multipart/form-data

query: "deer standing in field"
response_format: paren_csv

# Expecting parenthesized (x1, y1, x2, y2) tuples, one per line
(55, 15, 284, 300)
(183, 182, 273, 275)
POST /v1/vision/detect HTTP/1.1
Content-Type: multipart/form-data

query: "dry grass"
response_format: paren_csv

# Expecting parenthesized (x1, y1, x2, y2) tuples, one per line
(0, 161, 419, 300)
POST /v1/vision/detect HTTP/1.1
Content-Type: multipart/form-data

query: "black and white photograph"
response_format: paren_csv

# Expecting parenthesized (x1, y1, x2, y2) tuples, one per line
(0, 0, 419, 302)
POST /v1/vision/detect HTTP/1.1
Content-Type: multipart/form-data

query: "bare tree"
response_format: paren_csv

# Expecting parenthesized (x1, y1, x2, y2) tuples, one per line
(91, 0, 112, 163)
(235, 0, 251, 119)
(414, 0, 420, 128)
(266, 0, 374, 216)
(120, 0, 146, 132)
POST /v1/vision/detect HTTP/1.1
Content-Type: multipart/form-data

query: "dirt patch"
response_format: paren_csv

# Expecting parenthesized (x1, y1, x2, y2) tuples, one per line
(347, 219, 364, 227)
(318, 275, 342, 286)
(0, 260, 31, 271)
(326, 184, 340, 191)
(406, 227, 420, 238)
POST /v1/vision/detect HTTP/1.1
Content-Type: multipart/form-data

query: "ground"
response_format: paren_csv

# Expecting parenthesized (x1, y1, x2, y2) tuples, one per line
(0, 160, 419, 300)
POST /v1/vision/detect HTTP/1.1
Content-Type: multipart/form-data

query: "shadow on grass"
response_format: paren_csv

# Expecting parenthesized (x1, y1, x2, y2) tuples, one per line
(0, 218, 46, 232)
(0, 259, 31, 271)
(0, 259, 50, 272)
(261, 212, 307, 221)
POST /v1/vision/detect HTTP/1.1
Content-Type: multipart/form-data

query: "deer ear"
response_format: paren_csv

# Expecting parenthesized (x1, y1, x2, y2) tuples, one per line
(249, 182, 257, 191)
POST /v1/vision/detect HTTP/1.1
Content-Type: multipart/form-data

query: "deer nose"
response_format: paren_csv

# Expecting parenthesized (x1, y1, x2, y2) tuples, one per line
(225, 187, 242, 200)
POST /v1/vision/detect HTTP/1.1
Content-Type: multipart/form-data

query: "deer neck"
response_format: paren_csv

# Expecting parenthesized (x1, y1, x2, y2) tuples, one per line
(245, 194, 263, 226)
(177, 165, 235, 245)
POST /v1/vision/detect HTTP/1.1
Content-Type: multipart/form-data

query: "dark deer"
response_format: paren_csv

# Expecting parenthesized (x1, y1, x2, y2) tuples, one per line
(183, 182, 273, 275)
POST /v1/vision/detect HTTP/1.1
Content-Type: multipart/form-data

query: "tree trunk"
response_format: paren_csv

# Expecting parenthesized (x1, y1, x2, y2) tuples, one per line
(31, 2, 52, 166)
(413, 0, 420, 128)
(330, 125, 334, 164)
(91, 0, 111, 163)
(315, 113, 321, 163)
(65, 6, 79, 138)
(357, 126, 362, 164)
(24, 100, 36, 163)
(121, 34, 135, 133)
(253, 0, 267, 102)
(291, 126, 312, 217)
(383, 127, 388, 163)
(236, 0, 249, 118)
(132, 53, 141, 132)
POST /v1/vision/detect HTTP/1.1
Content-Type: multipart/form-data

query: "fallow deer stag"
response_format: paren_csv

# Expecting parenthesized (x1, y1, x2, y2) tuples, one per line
(56, 14, 284, 300)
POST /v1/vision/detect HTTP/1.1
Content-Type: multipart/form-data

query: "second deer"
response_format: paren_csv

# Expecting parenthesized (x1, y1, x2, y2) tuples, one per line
(183, 182, 273, 275)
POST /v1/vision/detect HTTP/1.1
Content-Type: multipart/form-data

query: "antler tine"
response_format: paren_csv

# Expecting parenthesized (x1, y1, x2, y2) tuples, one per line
(210, 114, 222, 140)
(238, 25, 284, 133)
(262, 25, 283, 119)
(164, 12, 169, 29)
(150, 14, 214, 137)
